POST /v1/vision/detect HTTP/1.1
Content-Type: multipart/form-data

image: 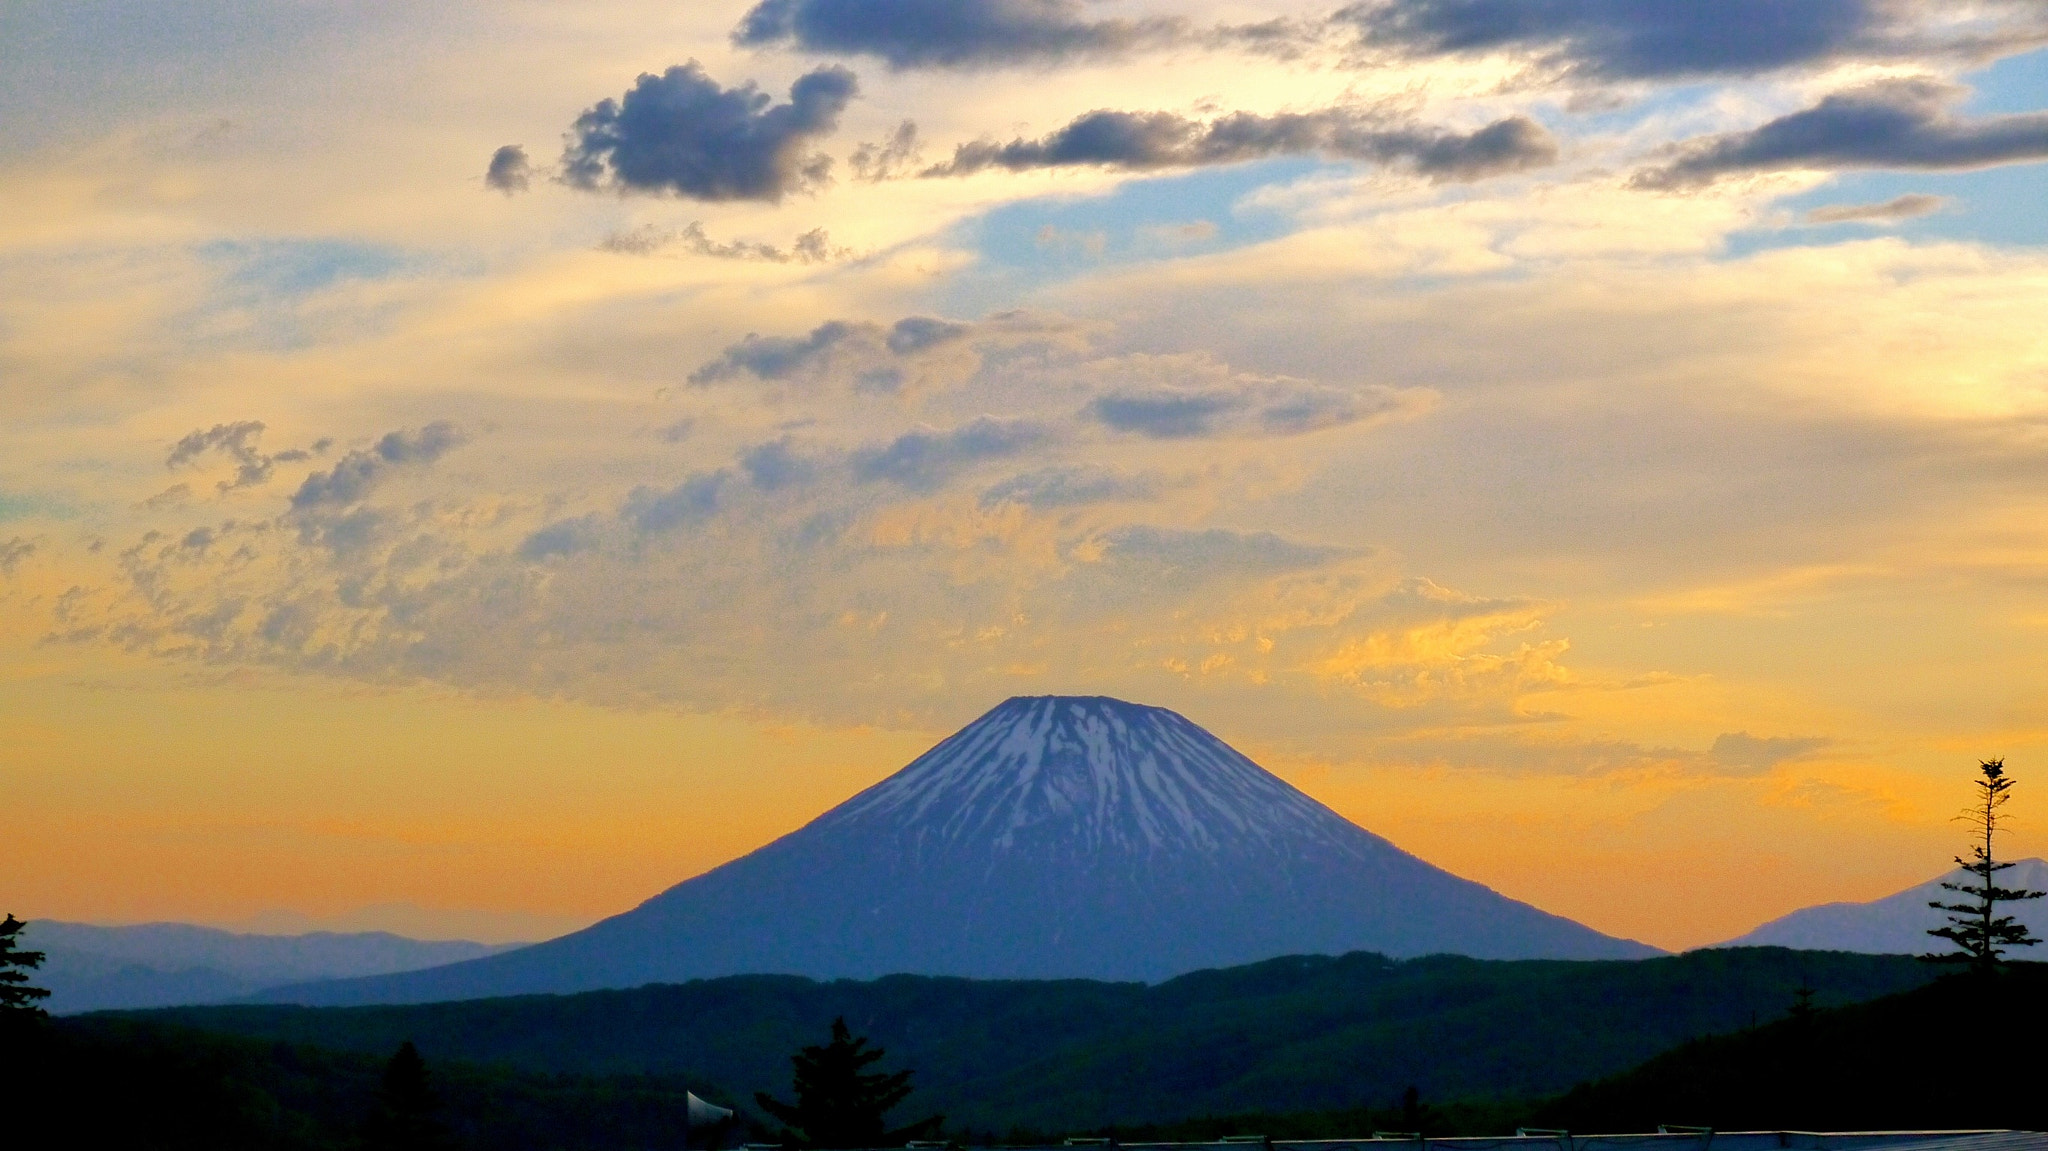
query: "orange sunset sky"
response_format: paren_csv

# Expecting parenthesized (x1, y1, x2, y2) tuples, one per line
(6, 1, 2048, 951)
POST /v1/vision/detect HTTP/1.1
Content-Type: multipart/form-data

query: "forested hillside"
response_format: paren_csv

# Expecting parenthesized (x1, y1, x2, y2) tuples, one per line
(143, 947, 1936, 1131)
(1537, 964, 2048, 1132)
(0, 1015, 745, 1150)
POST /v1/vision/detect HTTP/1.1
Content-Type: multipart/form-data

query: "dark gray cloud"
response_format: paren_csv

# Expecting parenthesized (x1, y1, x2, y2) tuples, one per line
(561, 61, 857, 202)
(733, 0, 1185, 69)
(143, 484, 192, 510)
(980, 465, 1159, 508)
(0, 537, 34, 575)
(1097, 524, 1351, 577)
(1637, 78, 2048, 187)
(851, 417, 1055, 490)
(884, 316, 968, 354)
(691, 320, 868, 384)
(689, 316, 964, 385)
(624, 470, 729, 533)
(927, 106, 1556, 181)
(1088, 382, 1415, 439)
(167, 420, 293, 492)
(1259, 386, 1383, 435)
(1336, 0, 2034, 80)
(850, 121, 922, 180)
(519, 515, 601, 559)
(485, 144, 531, 194)
(1709, 731, 1829, 774)
(1805, 192, 1947, 224)
(740, 437, 819, 490)
(372, 423, 464, 464)
(290, 422, 466, 510)
(167, 421, 264, 469)
(1089, 389, 1247, 438)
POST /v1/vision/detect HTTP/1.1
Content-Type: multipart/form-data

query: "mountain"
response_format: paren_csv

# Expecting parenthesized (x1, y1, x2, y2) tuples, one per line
(148, 949, 1938, 1131)
(264, 695, 1656, 1005)
(22, 921, 520, 1012)
(1715, 857, 2048, 953)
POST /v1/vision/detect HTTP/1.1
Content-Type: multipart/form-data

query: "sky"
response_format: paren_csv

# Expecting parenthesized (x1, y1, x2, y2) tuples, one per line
(5, 0, 2048, 951)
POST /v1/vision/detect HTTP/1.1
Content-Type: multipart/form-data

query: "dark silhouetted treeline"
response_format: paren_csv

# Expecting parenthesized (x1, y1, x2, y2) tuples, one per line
(140, 948, 1939, 1132)
(15, 960, 2048, 1146)
(1534, 964, 2048, 1132)
(0, 1014, 747, 1150)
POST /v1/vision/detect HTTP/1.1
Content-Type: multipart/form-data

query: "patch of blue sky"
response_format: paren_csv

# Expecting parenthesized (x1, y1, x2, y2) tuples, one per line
(1962, 45, 2048, 115)
(928, 158, 1320, 316)
(0, 490, 66, 522)
(199, 238, 409, 297)
(1564, 80, 1728, 137)
(1728, 162, 2048, 259)
(1661, 46, 2048, 260)
(185, 238, 416, 352)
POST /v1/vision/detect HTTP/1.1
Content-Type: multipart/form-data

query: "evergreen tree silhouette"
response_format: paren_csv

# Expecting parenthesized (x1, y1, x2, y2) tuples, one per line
(1786, 981, 1817, 1022)
(1925, 759, 2045, 972)
(0, 914, 50, 1018)
(1400, 1084, 1424, 1132)
(755, 1017, 941, 1148)
(365, 1040, 450, 1151)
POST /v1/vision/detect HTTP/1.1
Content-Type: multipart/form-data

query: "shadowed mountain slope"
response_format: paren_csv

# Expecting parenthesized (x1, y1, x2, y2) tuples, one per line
(267, 696, 1654, 1004)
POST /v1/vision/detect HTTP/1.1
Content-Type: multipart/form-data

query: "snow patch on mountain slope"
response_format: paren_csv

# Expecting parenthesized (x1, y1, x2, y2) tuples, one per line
(821, 696, 1363, 858)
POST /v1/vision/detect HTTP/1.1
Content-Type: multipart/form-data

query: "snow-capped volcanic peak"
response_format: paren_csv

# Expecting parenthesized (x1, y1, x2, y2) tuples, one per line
(820, 696, 1363, 857)
(262, 692, 1659, 1003)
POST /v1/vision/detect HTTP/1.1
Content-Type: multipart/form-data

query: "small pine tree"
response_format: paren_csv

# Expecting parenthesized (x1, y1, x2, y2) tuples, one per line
(755, 1017, 941, 1149)
(1924, 759, 2045, 972)
(0, 915, 51, 1017)
(365, 1040, 450, 1151)
(1399, 1084, 1424, 1131)
(1786, 981, 1817, 1022)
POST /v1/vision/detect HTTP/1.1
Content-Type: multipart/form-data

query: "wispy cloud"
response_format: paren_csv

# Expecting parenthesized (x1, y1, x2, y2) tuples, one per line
(1804, 193, 1947, 224)
(1636, 78, 2048, 187)
(1338, 0, 2048, 81)
(733, 0, 1192, 69)
(927, 106, 1557, 181)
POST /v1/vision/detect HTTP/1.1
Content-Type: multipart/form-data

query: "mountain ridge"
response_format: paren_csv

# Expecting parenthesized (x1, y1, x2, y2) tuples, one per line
(1715, 857, 2048, 953)
(23, 920, 520, 1013)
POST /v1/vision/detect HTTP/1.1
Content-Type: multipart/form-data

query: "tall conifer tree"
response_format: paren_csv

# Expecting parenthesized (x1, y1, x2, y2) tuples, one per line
(0, 914, 50, 1017)
(1925, 759, 2045, 971)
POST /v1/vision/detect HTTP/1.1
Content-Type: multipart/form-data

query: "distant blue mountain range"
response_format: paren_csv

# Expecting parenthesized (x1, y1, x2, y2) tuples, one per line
(23, 921, 518, 1013)
(262, 695, 1660, 1006)
(1714, 857, 2048, 953)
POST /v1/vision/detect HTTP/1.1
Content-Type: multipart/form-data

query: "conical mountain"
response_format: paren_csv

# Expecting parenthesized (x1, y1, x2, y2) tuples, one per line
(268, 696, 1656, 1005)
